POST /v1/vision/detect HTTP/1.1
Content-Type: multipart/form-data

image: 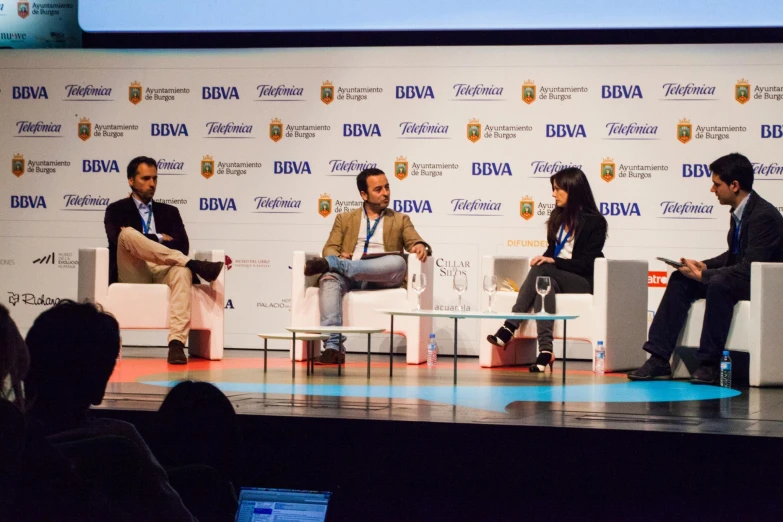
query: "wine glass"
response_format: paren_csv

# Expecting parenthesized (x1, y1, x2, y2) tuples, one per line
(483, 275, 498, 313)
(411, 273, 427, 311)
(536, 276, 551, 315)
(453, 273, 468, 311)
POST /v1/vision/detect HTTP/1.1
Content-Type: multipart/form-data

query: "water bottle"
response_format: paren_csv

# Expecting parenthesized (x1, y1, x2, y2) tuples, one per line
(427, 334, 438, 367)
(594, 341, 605, 374)
(720, 350, 732, 388)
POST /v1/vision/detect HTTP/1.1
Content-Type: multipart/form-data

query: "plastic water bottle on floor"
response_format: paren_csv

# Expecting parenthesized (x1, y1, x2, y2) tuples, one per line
(594, 341, 605, 374)
(427, 334, 438, 367)
(720, 350, 732, 388)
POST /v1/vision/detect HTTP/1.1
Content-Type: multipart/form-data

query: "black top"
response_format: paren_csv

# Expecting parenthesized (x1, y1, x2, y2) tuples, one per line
(104, 196, 193, 284)
(542, 211, 608, 284)
(702, 191, 783, 283)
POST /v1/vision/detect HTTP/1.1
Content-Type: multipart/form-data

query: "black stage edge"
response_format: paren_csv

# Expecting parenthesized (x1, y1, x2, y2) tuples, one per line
(96, 408, 783, 521)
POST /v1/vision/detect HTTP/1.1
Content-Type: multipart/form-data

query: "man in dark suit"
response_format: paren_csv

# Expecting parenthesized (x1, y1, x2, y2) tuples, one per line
(104, 157, 224, 364)
(629, 153, 783, 384)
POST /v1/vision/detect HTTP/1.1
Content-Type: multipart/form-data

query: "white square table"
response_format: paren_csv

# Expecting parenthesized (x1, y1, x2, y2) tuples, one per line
(286, 326, 385, 379)
(376, 310, 579, 385)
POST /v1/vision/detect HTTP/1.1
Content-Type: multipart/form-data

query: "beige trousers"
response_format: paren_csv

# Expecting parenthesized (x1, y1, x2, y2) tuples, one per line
(116, 228, 192, 344)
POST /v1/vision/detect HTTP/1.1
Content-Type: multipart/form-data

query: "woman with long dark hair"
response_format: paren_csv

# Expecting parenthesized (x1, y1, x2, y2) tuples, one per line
(487, 167, 608, 372)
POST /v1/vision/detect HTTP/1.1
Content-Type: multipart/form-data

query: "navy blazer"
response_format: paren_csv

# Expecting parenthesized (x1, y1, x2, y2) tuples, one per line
(702, 191, 783, 283)
(104, 196, 193, 284)
(542, 211, 608, 285)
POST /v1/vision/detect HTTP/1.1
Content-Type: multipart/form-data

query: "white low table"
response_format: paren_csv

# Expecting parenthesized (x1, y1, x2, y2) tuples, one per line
(257, 333, 326, 373)
(376, 310, 579, 385)
(286, 326, 385, 379)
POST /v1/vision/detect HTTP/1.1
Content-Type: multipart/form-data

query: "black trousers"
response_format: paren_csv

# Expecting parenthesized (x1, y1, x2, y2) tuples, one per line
(508, 264, 592, 352)
(644, 270, 750, 363)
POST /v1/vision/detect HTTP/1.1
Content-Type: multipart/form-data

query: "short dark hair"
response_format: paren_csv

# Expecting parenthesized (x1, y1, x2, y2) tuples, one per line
(356, 168, 386, 194)
(127, 156, 157, 179)
(710, 153, 754, 192)
(25, 300, 120, 411)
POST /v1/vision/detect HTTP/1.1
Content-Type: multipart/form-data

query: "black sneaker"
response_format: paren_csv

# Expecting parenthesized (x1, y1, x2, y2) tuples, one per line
(314, 348, 345, 365)
(304, 257, 329, 277)
(627, 356, 672, 381)
(690, 364, 719, 385)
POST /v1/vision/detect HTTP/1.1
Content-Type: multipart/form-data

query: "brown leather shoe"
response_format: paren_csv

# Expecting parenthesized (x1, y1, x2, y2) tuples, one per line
(167, 340, 187, 364)
(187, 259, 224, 282)
(304, 257, 329, 277)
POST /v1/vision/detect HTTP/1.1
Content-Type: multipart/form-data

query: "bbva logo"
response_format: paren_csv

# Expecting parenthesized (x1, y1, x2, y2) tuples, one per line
(82, 160, 119, 173)
(472, 162, 512, 176)
(11, 195, 47, 208)
(761, 125, 783, 139)
(12, 86, 48, 99)
(601, 85, 643, 99)
(392, 200, 432, 213)
(201, 86, 240, 100)
(343, 124, 381, 137)
(545, 124, 587, 138)
(682, 164, 711, 178)
(199, 198, 237, 211)
(151, 123, 189, 137)
(395, 86, 435, 99)
(273, 161, 311, 174)
(600, 202, 641, 216)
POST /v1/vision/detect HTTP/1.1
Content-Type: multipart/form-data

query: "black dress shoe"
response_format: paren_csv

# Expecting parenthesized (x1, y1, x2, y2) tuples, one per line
(690, 364, 720, 385)
(314, 348, 345, 365)
(304, 257, 329, 276)
(627, 356, 672, 381)
(167, 340, 187, 365)
(187, 259, 224, 282)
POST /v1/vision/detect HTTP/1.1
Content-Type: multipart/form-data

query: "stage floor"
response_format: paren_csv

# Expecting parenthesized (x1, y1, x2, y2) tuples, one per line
(97, 347, 783, 439)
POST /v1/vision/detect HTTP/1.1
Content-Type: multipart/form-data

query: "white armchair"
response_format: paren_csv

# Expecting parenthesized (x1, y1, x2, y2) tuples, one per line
(77, 248, 225, 360)
(673, 262, 783, 386)
(290, 252, 434, 364)
(478, 256, 648, 372)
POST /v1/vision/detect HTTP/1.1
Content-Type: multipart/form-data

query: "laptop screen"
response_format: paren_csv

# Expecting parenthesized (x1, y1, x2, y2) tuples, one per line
(235, 487, 331, 522)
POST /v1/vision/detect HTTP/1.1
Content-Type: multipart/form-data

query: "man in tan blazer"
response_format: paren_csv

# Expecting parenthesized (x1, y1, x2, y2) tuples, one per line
(304, 168, 431, 364)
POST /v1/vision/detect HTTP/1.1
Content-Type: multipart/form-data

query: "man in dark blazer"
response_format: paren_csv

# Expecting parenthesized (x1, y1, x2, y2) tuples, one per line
(104, 157, 224, 364)
(629, 153, 783, 384)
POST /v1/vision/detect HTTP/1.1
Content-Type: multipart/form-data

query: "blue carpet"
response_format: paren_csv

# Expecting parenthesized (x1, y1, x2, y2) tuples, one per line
(141, 380, 741, 413)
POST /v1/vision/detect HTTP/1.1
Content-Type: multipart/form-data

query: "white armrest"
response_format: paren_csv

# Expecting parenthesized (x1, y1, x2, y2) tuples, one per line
(593, 258, 648, 370)
(78, 248, 109, 306)
(751, 262, 783, 386)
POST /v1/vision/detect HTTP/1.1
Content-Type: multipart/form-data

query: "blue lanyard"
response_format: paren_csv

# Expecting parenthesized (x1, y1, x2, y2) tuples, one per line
(732, 218, 741, 255)
(554, 224, 572, 257)
(363, 206, 382, 255)
(141, 205, 153, 234)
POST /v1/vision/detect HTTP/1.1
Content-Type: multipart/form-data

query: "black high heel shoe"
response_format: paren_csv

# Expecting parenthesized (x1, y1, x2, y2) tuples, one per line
(528, 351, 555, 373)
(486, 321, 517, 349)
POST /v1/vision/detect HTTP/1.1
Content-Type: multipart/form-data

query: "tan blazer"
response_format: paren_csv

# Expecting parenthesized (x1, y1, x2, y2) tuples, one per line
(322, 207, 430, 257)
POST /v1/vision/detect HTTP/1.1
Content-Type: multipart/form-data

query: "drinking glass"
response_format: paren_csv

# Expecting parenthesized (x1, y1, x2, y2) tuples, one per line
(453, 273, 468, 311)
(411, 273, 427, 311)
(483, 275, 498, 313)
(536, 276, 551, 315)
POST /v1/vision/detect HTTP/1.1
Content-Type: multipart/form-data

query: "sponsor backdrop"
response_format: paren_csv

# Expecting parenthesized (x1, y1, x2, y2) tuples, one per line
(0, 1, 81, 49)
(2, 45, 783, 355)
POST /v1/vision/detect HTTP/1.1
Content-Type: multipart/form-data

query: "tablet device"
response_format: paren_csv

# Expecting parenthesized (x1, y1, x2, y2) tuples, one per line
(235, 487, 331, 522)
(656, 257, 684, 269)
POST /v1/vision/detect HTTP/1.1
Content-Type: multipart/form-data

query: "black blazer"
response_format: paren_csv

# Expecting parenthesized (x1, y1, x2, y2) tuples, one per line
(104, 196, 193, 284)
(702, 191, 783, 283)
(542, 211, 608, 285)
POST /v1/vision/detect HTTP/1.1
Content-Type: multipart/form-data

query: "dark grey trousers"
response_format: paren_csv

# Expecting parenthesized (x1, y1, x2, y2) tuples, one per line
(508, 263, 592, 352)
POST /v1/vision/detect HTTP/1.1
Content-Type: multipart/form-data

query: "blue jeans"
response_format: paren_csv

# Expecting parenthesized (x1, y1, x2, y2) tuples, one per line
(319, 255, 407, 351)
